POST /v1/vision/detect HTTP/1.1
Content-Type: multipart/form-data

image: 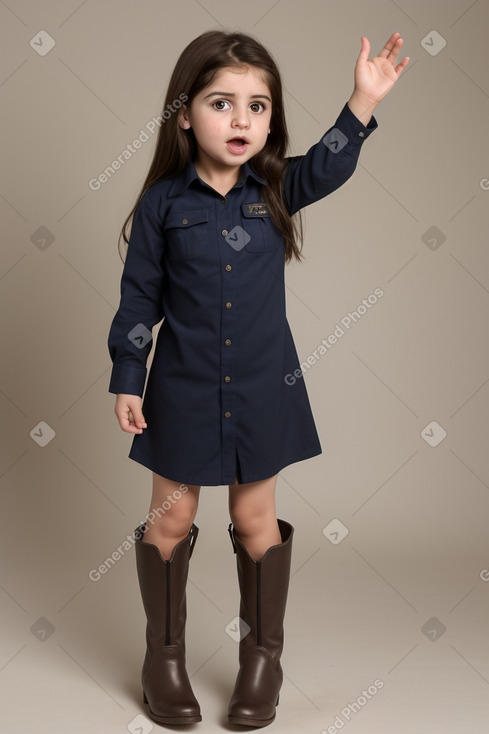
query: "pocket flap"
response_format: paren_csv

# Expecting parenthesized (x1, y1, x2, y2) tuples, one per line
(166, 208, 209, 229)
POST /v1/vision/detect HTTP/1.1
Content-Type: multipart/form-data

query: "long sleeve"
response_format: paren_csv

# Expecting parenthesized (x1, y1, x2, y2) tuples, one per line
(283, 101, 378, 216)
(107, 186, 165, 397)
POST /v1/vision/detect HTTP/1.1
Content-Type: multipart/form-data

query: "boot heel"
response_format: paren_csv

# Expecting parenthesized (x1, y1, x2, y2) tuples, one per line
(276, 694, 280, 706)
(143, 691, 148, 704)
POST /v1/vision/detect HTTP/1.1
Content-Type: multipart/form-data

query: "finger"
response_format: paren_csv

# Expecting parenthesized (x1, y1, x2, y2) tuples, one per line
(118, 414, 137, 433)
(125, 422, 144, 434)
(394, 56, 410, 75)
(378, 31, 402, 59)
(123, 413, 144, 434)
(115, 406, 145, 433)
(387, 36, 405, 65)
(129, 406, 147, 429)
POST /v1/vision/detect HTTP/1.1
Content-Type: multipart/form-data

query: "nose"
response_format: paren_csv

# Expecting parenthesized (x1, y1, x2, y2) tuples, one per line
(231, 104, 250, 130)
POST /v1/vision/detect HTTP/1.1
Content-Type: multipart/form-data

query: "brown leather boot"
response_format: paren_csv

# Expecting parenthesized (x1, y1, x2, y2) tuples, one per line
(134, 523, 202, 725)
(227, 519, 294, 727)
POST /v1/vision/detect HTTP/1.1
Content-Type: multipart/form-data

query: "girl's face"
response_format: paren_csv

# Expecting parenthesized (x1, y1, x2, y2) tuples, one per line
(179, 65, 272, 177)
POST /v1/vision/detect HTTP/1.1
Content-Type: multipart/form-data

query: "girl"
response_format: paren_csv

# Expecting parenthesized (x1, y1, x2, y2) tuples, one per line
(107, 29, 408, 727)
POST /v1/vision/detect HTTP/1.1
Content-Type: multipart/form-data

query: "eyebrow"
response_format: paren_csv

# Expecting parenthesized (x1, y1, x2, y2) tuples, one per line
(203, 91, 272, 102)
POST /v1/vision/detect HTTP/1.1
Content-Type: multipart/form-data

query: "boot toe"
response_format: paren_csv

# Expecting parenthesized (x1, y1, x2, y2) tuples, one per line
(145, 692, 201, 724)
(228, 646, 281, 726)
(142, 646, 202, 723)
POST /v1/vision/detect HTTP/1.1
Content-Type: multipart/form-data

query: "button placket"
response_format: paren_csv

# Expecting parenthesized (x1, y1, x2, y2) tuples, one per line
(216, 195, 238, 475)
(221, 250, 237, 422)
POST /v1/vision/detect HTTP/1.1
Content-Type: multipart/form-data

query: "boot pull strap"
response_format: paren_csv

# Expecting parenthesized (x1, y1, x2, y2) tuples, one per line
(134, 523, 146, 541)
(189, 524, 199, 559)
(227, 523, 237, 553)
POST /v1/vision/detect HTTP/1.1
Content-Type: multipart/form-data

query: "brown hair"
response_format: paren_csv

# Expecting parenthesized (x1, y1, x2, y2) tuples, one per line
(118, 30, 303, 264)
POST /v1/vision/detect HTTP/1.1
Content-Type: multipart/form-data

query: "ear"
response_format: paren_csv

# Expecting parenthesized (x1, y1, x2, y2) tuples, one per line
(178, 104, 191, 130)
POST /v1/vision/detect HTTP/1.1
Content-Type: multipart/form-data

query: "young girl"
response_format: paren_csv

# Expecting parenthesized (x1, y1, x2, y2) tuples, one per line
(107, 29, 408, 727)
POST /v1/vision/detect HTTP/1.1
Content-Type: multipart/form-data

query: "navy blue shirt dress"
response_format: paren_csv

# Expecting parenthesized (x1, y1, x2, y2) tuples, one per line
(107, 101, 378, 486)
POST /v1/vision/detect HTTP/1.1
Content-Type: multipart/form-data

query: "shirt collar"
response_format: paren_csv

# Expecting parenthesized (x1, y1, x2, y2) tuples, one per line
(167, 158, 266, 198)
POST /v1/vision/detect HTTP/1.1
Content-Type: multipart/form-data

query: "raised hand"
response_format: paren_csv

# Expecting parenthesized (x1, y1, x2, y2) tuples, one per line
(353, 32, 409, 104)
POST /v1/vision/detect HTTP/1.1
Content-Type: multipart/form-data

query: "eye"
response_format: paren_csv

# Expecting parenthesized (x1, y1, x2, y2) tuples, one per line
(212, 100, 230, 111)
(250, 102, 266, 113)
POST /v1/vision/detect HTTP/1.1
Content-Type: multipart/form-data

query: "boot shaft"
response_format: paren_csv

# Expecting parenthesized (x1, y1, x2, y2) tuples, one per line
(135, 523, 199, 646)
(228, 520, 293, 658)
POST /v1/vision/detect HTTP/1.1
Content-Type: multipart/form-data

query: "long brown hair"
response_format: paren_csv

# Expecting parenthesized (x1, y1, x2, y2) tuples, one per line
(118, 30, 303, 264)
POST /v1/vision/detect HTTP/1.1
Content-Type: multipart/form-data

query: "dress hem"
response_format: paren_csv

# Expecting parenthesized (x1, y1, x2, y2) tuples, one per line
(127, 446, 323, 486)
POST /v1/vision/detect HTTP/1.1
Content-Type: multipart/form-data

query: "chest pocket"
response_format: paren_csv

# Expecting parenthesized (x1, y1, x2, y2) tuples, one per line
(241, 203, 283, 253)
(164, 209, 209, 261)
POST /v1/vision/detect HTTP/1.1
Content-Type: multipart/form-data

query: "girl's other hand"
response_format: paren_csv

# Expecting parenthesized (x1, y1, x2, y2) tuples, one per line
(114, 394, 147, 434)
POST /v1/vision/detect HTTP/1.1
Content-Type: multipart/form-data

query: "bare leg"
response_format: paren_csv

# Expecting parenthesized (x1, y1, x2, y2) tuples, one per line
(228, 473, 282, 560)
(142, 473, 201, 559)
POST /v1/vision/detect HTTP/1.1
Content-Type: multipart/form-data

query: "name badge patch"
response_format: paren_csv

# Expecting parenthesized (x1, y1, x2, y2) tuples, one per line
(245, 203, 269, 216)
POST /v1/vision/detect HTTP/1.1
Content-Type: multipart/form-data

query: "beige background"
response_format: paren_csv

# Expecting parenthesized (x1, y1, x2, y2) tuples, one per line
(2, 1, 489, 732)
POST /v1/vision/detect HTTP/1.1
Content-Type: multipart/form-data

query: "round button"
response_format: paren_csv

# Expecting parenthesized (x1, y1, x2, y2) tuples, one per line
(224, 411, 231, 418)
(224, 375, 231, 383)
(221, 198, 226, 204)
(222, 229, 228, 236)
(225, 264, 232, 271)
(224, 338, 232, 346)
(225, 301, 232, 309)
(182, 218, 188, 224)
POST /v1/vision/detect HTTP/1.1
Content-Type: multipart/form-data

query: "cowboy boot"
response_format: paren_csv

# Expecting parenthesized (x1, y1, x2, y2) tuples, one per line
(134, 522, 202, 725)
(227, 519, 294, 727)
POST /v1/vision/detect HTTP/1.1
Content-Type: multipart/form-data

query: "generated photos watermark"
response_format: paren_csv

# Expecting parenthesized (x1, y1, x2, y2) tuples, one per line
(88, 483, 189, 581)
(285, 287, 384, 385)
(321, 678, 384, 732)
(89, 93, 188, 191)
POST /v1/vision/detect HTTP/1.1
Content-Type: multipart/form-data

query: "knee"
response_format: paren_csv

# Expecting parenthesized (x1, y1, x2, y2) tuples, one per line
(229, 502, 272, 538)
(147, 492, 198, 537)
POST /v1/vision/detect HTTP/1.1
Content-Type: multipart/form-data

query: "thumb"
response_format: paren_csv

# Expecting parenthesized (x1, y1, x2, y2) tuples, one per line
(357, 35, 370, 66)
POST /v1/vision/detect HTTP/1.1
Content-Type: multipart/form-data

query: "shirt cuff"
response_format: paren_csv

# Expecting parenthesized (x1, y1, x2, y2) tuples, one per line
(333, 101, 378, 147)
(108, 363, 147, 397)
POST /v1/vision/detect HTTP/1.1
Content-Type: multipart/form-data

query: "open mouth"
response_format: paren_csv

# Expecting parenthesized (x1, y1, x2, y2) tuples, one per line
(226, 137, 249, 154)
